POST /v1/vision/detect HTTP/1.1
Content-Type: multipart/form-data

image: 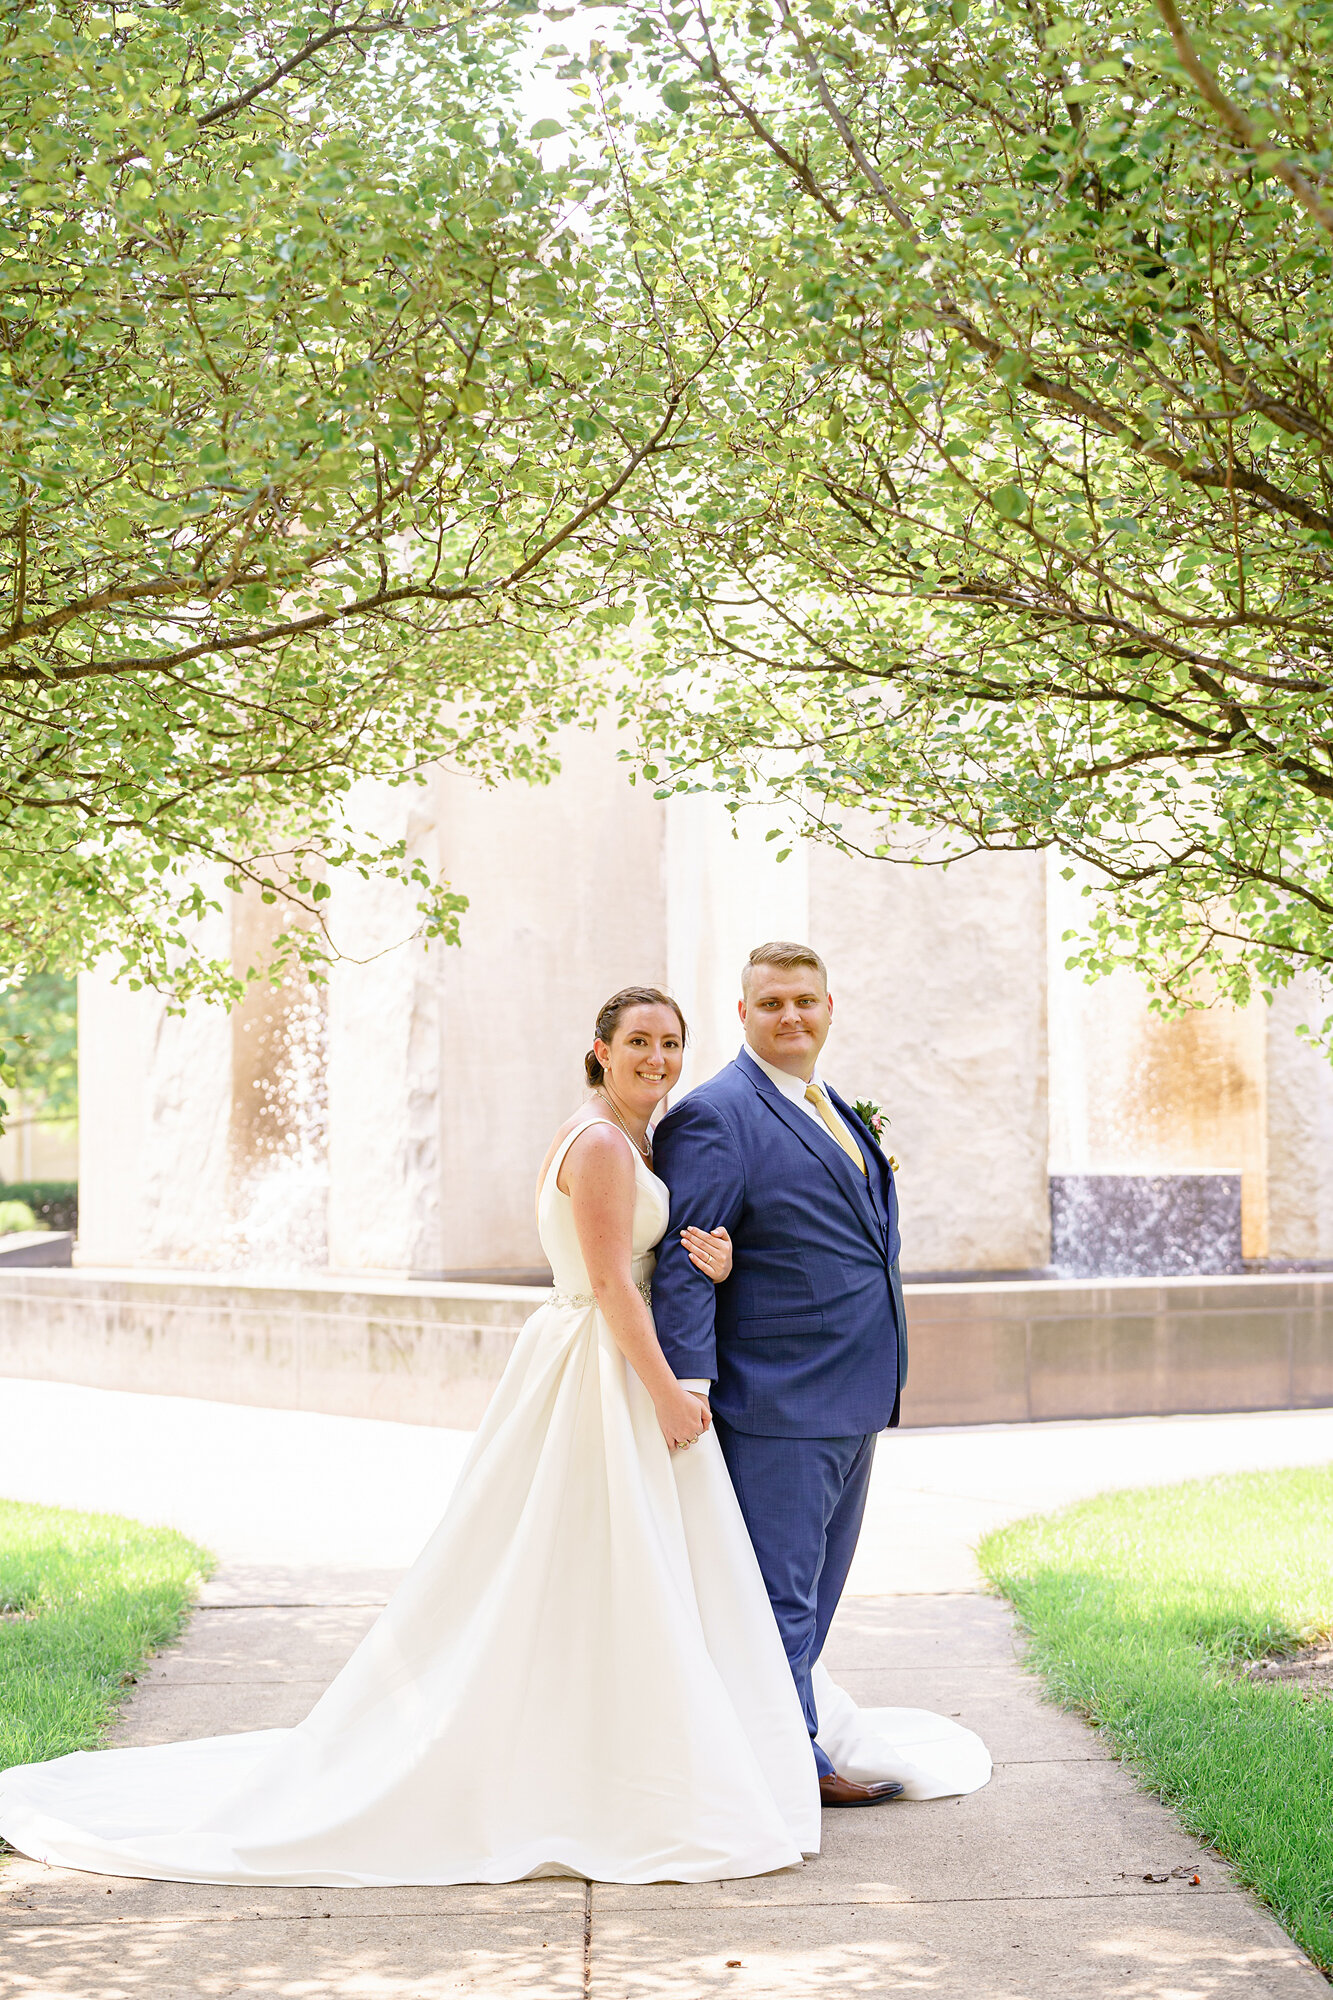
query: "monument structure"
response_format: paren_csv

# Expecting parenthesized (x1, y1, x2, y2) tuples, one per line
(76, 729, 1333, 1282)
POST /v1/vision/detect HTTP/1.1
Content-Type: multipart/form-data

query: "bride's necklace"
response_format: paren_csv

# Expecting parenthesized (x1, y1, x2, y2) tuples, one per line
(597, 1088, 652, 1160)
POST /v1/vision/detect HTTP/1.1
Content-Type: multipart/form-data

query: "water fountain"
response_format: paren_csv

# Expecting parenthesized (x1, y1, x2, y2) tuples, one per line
(1049, 1172, 1244, 1279)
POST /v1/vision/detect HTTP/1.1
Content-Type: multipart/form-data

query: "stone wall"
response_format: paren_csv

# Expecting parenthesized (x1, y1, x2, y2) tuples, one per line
(0, 1267, 539, 1430)
(665, 793, 810, 1093)
(77, 882, 233, 1268)
(324, 777, 443, 1276)
(809, 838, 1050, 1275)
(4, 1267, 1328, 1430)
(1265, 975, 1333, 1263)
(72, 737, 1333, 1281)
(431, 728, 669, 1275)
(901, 1271, 1333, 1424)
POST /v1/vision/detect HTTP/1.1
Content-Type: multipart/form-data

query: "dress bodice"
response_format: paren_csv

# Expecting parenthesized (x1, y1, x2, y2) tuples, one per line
(538, 1115, 670, 1296)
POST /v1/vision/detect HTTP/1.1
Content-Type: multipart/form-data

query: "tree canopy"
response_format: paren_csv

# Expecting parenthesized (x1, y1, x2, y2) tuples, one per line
(579, 0, 1333, 1025)
(0, 0, 709, 1002)
(7, 0, 1333, 1037)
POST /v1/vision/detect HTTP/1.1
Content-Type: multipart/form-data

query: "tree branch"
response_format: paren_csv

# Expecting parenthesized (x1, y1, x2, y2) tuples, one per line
(1154, 0, 1333, 245)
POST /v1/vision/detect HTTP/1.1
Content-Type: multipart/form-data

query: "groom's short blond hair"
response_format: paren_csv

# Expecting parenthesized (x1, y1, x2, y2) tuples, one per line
(742, 941, 828, 995)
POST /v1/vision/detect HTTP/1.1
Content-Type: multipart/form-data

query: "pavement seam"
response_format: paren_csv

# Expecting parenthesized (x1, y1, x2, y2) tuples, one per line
(1, 1887, 1241, 1925)
(585, 1888, 1245, 1916)
(195, 1603, 390, 1611)
(818, 1665, 1028, 1674)
(0, 1911, 590, 1929)
(988, 1756, 1108, 1766)
(582, 1879, 593, 1999)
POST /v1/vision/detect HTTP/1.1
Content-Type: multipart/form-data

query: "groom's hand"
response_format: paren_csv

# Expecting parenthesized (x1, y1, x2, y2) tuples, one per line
(688, 1393, 712, 1432)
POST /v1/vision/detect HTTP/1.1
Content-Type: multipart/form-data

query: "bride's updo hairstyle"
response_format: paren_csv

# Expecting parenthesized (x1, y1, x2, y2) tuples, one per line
(585, 987, 688, 1088)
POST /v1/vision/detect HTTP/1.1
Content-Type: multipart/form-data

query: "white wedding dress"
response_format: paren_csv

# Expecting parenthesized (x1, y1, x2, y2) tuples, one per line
(0, 1118, 989, 1886)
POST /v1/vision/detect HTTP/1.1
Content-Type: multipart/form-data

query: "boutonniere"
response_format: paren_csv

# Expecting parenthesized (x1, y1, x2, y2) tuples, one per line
(854, 1098, 898, 1170)
(854, 1098, 884, 1140)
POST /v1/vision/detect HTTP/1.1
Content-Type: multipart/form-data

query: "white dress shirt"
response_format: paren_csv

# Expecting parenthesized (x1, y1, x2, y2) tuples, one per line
(744, 1048, 861, 1148)
(677, 1046, 861, 1399)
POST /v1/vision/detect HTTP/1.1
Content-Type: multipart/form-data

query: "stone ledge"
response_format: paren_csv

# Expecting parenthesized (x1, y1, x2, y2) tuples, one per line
(902, 1271, 1333, 1424)
(0, 1266, 544, 1428)
(0, 1266, 1329, 1429)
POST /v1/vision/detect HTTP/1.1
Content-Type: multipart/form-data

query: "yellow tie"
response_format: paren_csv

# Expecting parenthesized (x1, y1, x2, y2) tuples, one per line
(804, 1084, 867, 1175)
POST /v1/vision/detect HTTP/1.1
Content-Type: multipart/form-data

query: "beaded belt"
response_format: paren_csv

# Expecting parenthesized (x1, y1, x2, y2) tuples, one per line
(550, 1276, 652, 1310)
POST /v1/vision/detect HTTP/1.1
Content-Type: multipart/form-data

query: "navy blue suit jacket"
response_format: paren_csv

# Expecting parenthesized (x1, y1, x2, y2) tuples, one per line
(651, 1050, 907, 1439)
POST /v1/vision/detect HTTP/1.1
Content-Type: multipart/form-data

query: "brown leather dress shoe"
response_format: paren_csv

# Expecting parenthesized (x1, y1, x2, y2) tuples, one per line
(819, 1772, 905, 1807)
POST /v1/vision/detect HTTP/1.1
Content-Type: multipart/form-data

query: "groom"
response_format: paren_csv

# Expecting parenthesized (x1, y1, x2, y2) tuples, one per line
(652, 941, 908, 1807)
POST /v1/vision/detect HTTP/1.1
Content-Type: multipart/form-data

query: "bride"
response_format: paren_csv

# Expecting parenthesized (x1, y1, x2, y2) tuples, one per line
(0, 986, 987, 1887)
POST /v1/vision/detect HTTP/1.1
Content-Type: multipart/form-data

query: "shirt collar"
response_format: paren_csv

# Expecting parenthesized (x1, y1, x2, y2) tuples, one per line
(743, 1046, 827, 1103)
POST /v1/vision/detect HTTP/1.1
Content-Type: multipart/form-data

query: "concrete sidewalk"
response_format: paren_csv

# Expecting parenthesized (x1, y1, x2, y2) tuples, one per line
(3, 1376, 1333, 1580)
(2, 1385, 1332, 1994)
(1, 1562, 1326, 1998)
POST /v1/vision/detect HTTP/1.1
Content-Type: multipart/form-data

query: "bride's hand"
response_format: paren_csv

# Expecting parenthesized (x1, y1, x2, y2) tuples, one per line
(654, 1379, 712, 1453)
(681, 1225, 733, 1285)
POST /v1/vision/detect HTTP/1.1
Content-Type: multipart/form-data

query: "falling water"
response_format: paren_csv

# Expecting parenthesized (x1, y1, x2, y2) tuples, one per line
(1049, 1173, 1244, 1278)
(222, 978, 330, 1272)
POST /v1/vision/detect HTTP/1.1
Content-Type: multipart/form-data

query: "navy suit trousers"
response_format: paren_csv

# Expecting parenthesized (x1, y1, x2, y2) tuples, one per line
(714, 1418, 877, 1779)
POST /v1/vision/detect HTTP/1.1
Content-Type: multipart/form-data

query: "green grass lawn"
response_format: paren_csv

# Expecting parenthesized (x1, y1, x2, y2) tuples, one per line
(979, 1465, 1333, 1975)
(0, 1497, 213, 1777)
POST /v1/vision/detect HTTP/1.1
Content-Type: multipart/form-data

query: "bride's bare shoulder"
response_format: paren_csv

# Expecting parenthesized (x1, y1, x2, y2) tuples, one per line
(535, 1108, 619, 1204)
(557, 1121, 636, 1201)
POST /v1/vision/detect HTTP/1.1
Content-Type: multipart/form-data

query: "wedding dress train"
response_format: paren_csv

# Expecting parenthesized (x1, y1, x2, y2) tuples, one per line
(0, 1118, 988, 1886)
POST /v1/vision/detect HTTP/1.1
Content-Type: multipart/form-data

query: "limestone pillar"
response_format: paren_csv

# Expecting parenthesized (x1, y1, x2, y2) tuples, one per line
(430, 727, 668, 1275)
(665, 796, 809, 1093)
(76, 886, 233, 1267)
(807, 836, 1049, 1274)
(324, 778, 443, 1275)
(1265, 976, 1333, 1262)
